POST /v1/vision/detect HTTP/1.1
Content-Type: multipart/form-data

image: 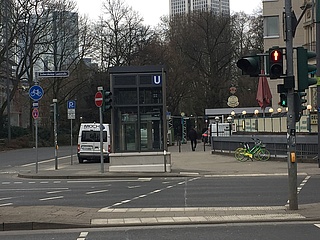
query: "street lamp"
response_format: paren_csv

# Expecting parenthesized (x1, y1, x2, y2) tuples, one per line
(269, 108, 274, 132)
(227, 116, 232, 136)
(277, 108, 282, 132)
(215, 116, 220, 136)
(254, 109, 259, 131)
(241, 110, 246, 131)
(307, 104, 312, 132)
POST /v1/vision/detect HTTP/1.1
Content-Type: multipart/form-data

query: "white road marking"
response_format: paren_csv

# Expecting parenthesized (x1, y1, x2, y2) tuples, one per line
(0, 203, 13, 207)
(47, 190, 70, 194)
(0, 197, 13, 201)
(314, 224, 320, 229)
(79, 232, 88, 238)
(39, 196, 64, 201)
(0, 188, 68, 192)
(138, 178, 152, 181)
(86, 190, 109, 195)
(204, 173, 309, 177)
(67, 179, 150, 183)
(21, 155, 74, 167)
(297, 176, 311, 194)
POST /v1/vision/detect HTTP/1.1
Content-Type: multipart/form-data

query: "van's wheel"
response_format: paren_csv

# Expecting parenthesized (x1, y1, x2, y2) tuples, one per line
(78, 157, 84, 163)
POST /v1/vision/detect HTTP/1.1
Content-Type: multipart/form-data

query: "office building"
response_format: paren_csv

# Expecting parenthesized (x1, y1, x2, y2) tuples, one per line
(169, 0, 230, 16)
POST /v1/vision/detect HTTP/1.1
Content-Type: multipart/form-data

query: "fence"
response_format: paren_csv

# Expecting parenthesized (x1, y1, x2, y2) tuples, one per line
(227, 114, 317, 133)
(211, 134, 318, 161)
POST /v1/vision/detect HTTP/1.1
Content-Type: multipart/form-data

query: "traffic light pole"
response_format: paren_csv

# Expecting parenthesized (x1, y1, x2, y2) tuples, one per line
(285, 0, 298, 210)
(316, 0, 320, 168)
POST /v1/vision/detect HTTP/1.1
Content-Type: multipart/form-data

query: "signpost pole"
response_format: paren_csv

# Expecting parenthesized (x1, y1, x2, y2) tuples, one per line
(67, 100, 76, 165)
(70, 118, 73, 165)
(35, 118, 38, 173)
(53, 99, 58, 170)
(97, 87, 104, 173)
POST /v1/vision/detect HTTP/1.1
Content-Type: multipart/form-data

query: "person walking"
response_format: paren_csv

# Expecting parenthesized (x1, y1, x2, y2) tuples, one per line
(188, 127, 198, 151)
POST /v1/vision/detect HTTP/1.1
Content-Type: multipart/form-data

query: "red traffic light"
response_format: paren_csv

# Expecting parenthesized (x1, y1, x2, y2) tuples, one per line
(270, 50, 282, 62)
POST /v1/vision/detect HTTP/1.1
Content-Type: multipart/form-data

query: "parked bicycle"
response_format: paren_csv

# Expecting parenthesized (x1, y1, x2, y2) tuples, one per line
(235, 138, 270, 162)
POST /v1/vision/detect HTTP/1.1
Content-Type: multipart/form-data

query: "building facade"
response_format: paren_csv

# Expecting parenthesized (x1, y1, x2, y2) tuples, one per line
(169, 0, 230, 16)
(263, 0, 317, 113)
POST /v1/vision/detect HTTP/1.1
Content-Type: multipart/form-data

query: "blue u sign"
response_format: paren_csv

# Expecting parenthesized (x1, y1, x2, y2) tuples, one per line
(153, 75, 162, 85)
(29, 85, 44, 101)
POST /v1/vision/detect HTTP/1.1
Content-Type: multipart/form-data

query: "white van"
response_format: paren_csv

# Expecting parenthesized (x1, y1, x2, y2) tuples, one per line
(77, 123, 111, 163)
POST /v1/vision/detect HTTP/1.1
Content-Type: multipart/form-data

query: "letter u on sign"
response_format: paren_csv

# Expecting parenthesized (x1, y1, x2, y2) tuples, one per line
(153, 75, 161, 85)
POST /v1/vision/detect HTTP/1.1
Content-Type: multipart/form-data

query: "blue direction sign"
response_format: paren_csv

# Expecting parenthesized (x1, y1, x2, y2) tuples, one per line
(67, 100, 76, 109)
(29, 85, 44, 101)
(37, 71, 69, 77)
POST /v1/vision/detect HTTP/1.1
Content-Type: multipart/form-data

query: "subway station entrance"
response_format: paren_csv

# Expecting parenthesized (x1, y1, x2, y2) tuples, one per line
(109, 66, 171, 172)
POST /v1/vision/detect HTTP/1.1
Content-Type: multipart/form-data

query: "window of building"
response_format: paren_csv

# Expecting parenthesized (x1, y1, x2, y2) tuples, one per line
(264, 16, 279, 38)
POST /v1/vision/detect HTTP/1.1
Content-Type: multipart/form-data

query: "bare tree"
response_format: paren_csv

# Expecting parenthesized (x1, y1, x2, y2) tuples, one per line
(231, 10, 263, 107)
(96, 0, 154, 70)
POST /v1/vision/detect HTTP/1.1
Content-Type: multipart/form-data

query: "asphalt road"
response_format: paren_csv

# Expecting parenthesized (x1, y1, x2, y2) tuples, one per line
(1, 174, 319, 208)
(1, 222, 320, 239)
(0, 146, 76, 169)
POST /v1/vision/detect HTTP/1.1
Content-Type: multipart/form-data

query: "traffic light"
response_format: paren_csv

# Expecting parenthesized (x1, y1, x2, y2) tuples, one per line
(103, 91, 112, 111)
(269, 47, 283, 79)
(279, 93, 287, 107)
(297, 46, 317, 91)
(236, 55, 260, 77)
(277, 84, 287, 107)
(49, 102, 59, 120)
(294, 91, 307, 122)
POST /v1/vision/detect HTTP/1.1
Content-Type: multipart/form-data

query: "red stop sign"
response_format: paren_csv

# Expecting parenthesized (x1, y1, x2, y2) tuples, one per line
(95, 91, 103, 107)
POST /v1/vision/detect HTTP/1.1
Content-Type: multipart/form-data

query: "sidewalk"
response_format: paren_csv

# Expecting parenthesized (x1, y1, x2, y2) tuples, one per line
(17, 143, 320, 178)
(1, 143, 320, 231)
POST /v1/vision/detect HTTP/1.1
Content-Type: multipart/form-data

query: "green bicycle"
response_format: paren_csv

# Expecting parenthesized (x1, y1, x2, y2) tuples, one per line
(235, 138, 270, 162)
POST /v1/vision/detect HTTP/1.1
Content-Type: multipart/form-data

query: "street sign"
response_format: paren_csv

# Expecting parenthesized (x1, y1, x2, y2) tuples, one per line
(32, 108, 39, 119)
(95, 91, 103, 107)
(67, 100, 76, 109)
(68, 109, 75, 119)
(37, 71, 69, 77)
(153, 75, 162, 85)
(29, 85, 44, 101)
(33, 101, 39, 108)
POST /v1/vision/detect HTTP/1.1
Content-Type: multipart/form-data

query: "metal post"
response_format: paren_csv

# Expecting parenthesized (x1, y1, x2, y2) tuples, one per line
(35, 119, 38, 173)
(98, 87, 104, 174)
(285, 0, 298, 210)
(162, 68, 167, 172)
(99, 106, 104, 173)
(70, 118, 73, 165)
(316, 0, 320, 168)
(53, 99, 58, 170)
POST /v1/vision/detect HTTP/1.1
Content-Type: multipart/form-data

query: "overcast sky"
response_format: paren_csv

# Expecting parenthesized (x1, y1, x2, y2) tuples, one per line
(77, 0, 262, 26)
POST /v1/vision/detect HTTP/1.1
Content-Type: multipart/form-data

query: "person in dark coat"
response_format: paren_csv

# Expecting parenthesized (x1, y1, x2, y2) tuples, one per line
(188, 127, 198, 151)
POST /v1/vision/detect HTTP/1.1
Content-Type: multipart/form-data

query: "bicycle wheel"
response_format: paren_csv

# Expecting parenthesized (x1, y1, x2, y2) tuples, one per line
(257, 148, 270, 161)
(235, 148, 248, 162)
